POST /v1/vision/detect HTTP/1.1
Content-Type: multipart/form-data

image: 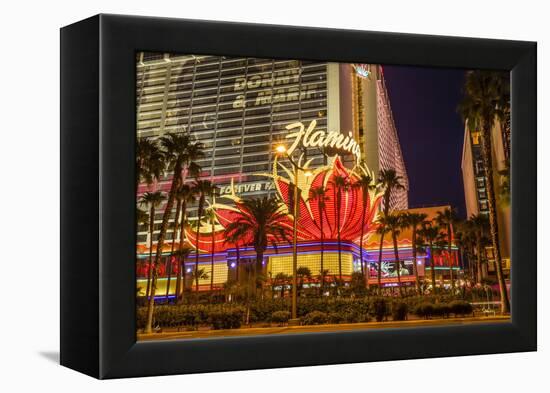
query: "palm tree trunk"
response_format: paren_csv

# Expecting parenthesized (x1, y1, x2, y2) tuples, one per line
(377, 232, 385, 294)
(255, 251, 264, 296)
(412, 229, 420, 294)
(481, 122, 510, 313)
(448, 225, 455, 290)
(175, 201, 188, 304)
(336, 189, 342, 281)
(145, 161, 182, 333)
(145, 206, 155, 299)
(165, 199, 182, 301)
(235, 244, 240, 283)
(392, 232, 402, 296)
(195, 198, 204, 292)
(359, 197, 367, 283)
(319, 200, 325, 295)
(210, 216, 215, 291)
(429, 240, 437, 294)
(476, 240, 483, 283)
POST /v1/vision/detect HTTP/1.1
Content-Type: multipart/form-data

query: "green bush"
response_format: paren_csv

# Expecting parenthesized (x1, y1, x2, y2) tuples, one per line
(208, 309, 243, 330)
(392, 302, 408, 321)
(271, 311, 291, 325)
(328, 312, 345, 324)
(302, 311, 328, 325)
(449, 300, 473, 316)
(370, 298, 388, 322)
(414, 302, 435, 319)
(432, 303, 450, 318)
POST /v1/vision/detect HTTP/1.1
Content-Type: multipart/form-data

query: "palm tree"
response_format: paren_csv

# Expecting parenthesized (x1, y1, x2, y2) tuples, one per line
(376, 169, 405, 293)
(375, 214, 390, 291)
(136, 207, 149, 294)
(136, 208, 149, 229)
(459, 70, 510, 313)
(274, 272, 291, 298)
(164, 187, 185, 301)
(383, 214, 404, 296)
(454, 219, 477, 284)
(318, 269, 330, 295)
(418, 222, 441, 294)
(352, 171, 376, 281)
(174, 184, 196, 303)
(402, 212, 428, 294)
(191, 267, 209, 290)
(191, 179, 216, 291)
(136, 137, 165, 189)
(145, 132, 204, 334)
(205, 194, 220, 292)
(296, 266, 312, 296)
(172, 247, 192, 302)
(470, 214, 490, 284)
(309, 185, 329, 293)
(224, 196, 291, 294)
(331, 174, 350, 280)
(436, 207, 458, 290)
(138, 191, 165, 300)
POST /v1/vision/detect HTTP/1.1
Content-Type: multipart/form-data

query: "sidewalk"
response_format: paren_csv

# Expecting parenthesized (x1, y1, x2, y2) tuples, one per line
(138, 315, 510, 341)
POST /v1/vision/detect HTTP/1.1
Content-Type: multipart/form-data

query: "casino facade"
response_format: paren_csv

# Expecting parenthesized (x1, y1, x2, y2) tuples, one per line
(136, 52, 458, 295)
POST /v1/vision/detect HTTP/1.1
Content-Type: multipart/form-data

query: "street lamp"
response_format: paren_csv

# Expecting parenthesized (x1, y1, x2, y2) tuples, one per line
(275, 144, 312, 321)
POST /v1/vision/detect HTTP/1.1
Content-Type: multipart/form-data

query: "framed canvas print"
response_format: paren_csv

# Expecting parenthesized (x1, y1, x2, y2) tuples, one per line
(60, 14, 536, 379)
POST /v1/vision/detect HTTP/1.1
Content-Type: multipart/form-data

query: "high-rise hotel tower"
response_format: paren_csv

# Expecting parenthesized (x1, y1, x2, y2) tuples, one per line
(136, 53, 408, 246)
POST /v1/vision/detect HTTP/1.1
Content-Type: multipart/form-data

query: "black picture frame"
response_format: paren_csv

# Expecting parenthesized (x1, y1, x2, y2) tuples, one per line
(60, 14, 537, 379)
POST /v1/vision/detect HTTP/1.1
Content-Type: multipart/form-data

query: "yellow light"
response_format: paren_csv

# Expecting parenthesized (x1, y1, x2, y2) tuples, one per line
(275, 145, 287, 154)
(304, 171, 313, 177)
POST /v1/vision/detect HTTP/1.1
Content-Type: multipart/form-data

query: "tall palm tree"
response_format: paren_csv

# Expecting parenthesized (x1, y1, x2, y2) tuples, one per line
(331, 174, 350, 280)
(136, 137, 165, 189)
(436, 207, 458, 290)
(376, 169, 404, 292)
(402, 212, 428, 294)
(309, 185, 329, 293)
(145, 132, 204, 334)
(191, 179, 216, 291)
(459, 70, 510, 313)
(352, 172, 376, 281)
(418, 222, 441, 294)
(138, 191, 165, 300)
(384, 214, 404, 296)
(174, 183, 196, 303)
(224, 196, 291, 294)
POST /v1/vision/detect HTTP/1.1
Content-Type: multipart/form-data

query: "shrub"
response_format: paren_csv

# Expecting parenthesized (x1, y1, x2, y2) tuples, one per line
(208, 309, 243, 330)
(370, 298, 388, 322)
(392, 302, 408, 321)
(449, 300, 473, 316)
(328, 312, 345, 324)
(271, 311, 291, 325)
(414, 302, 434, 319)
(432, 303, 450, 318)
(302, 311, 328, 325)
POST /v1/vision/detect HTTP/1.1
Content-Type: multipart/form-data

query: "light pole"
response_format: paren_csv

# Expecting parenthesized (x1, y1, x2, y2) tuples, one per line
(275, 145, 311, 321)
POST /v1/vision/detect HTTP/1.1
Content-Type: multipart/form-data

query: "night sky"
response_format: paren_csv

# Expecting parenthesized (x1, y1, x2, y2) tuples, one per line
(382, 65, 467, 218)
